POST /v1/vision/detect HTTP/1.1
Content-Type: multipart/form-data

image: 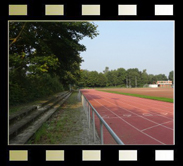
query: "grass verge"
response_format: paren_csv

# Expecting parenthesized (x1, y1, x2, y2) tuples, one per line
(27, 92, 83, 144)
(98, 90, 173, 103)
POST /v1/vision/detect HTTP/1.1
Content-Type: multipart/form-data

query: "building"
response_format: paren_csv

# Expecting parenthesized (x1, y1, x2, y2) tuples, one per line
(156, 80, 172, 87)
(149, 84, 158, 88)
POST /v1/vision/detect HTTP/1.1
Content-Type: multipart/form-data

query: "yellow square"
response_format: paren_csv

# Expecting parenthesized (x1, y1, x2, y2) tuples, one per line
(46, 150, 64, 161)
(9, 150, 28, 161)
(9, 5, 27, 15)
(82, 5, 100, 15)
(45, 5, 64, 15)
(82, 150, 101, 161)
(118, 5, 137, 15)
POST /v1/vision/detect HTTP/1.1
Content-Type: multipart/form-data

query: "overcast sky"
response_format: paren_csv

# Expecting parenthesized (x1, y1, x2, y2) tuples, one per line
(79, 21, 174, 77)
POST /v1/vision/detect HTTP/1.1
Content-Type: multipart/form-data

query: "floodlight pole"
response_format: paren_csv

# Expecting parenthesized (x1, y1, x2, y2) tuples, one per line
(135, 76, 137, 88)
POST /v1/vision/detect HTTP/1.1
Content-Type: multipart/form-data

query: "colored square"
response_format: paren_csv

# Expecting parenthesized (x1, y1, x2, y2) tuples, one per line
(9, 5, 27, 16)
(9, 150, 28, 161)
(155, 150, 174, 161)
(82, 150, 101, 161)
(119, 150, 137, 161)
(118, 5, 137, 15)
(82, 5, 100, 15)
(45, 5, 64, 15)
(46, 150, 64, 161)
(155, 5, 173, 15)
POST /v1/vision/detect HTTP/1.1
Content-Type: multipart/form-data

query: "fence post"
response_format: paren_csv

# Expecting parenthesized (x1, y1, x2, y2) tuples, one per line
(92, 110, 95, 142)
(80, 92, 124, 145)
(100, 120, 104, 144)
(84, 97, 86, 113)
(78, 90, 81, 101)
(88, 105, 90, 129)
(82, 95, 84, 109)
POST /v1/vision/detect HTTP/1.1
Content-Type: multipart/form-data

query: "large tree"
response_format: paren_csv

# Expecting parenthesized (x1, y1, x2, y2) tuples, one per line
(155, 74, 167, 81)
(9, 22, 99, 105)
(168, 70, 174, 82)
(87, 71, 99, 87)
(116, 68, 126, 86)
(140, 69, 149, 86)
(97, 73, 107, 87)
(9, 22, 99, 85)
(126, 68, 140, 87)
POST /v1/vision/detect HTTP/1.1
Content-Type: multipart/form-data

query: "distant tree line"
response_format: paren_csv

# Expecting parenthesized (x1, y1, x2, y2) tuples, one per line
(78, 67, 173, 88)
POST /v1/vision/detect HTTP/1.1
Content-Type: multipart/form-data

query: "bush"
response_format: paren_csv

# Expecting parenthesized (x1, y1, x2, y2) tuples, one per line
(9, 73, 64, 106)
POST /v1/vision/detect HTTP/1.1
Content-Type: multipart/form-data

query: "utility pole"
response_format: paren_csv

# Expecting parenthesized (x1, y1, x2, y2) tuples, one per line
(135, 76, 137, 88)
(126, 77, 128, 88)
(129, 77, 131, 88)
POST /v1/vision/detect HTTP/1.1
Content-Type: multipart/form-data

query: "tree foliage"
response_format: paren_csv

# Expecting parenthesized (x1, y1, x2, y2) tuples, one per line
(79, 67, 171, 88)
(168, 71, 174, 82)
(9, 22, 99, 105)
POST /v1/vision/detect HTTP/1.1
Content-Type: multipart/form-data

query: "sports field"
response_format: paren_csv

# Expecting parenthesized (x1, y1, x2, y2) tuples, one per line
(80, 89, 174, 145)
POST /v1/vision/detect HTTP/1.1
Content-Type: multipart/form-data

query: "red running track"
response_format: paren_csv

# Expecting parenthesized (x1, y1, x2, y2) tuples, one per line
(81, 89, 174, 145)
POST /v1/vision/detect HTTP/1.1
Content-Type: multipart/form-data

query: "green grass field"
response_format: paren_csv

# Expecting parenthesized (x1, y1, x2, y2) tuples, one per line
(98, 90, 173, 103)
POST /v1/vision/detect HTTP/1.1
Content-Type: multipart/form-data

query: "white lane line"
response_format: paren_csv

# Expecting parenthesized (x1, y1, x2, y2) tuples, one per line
(92, 92, 173, 120)
(108, 90, 173, 108)
(102, 91, 173, 113)
(141, 121, 173, 132)
(116, 96, 173, 113)
(101, 97, 173, 130)
(103, 117, 119, 119)
(86, 92, 173, 129)
(123, 114, 131, 117)
(108, 97, 173, 120)
(98, 90, 173, 111)
(85, 93, 166, 145)
(161, 112, 168, 115)
(142, 113, 153, 116)
(98, 91, 173, 120)
(85, 91, 173, 121)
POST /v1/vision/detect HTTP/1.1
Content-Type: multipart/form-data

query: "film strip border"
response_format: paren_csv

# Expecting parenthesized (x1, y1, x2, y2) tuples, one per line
(5, 1, 178, 165)
(8, 4, 174, 16)
(8, 149, 176, 162)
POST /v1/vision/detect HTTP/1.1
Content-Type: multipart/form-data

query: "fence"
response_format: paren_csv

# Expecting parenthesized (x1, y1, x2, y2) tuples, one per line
(78, 90, 124, 145)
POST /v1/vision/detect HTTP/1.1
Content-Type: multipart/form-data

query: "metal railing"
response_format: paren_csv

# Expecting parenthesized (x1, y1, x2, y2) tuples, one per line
(78, 90, 124, 145)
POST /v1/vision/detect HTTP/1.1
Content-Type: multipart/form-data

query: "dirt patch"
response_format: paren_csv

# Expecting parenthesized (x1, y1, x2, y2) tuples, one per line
(98, 88, 173, 98)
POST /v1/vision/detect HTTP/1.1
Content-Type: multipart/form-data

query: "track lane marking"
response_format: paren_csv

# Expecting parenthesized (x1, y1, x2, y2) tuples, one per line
(84, 93, 166, 145)
(93, 92, 173, 120)
(83, 91, 173, 129)
(100, 97, 173, 130)
(103, 117, 119, 119)
(97, 91, 173, 114)
(103, 90, 173, 108)
(98, 90, 173, 111)
(141, 121, 173, 132)
(90, 92, 173, 119)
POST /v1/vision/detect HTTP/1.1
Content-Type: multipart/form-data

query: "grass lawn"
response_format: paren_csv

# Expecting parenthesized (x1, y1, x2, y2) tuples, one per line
(98, 90, 173, 103)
